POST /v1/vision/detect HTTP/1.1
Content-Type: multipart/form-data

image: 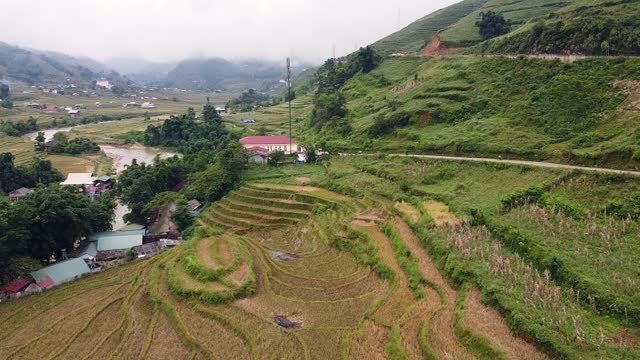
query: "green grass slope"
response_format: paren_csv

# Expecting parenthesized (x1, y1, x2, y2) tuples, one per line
(241, 56, 640, 170)
(371, 0, 487, 55)
(478, 0, 640, 55)
(439, 0, 574, 46)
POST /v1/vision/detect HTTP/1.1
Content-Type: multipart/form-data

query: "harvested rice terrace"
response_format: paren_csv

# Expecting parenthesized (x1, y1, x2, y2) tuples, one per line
(0, 181, 549, 359)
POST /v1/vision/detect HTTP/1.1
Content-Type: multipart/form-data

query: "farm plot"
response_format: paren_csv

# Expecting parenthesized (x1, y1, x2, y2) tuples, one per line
(0, 178, 549, 359)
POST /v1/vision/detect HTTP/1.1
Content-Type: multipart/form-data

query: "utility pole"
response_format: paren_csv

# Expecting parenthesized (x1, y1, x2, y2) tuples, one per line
(286, 57, 292, 154)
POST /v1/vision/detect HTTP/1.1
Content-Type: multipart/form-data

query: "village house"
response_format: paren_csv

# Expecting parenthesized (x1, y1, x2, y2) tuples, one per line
(30, 257, 92, 289)
(44, 105, 59, 114)
(215, 106, 226, 115)
(187, 199, 203, 214)
(247, 146, 269, 165)
(68, 109, 81, 118)
(96, 80, 112, 89)
(60, 173, 95, 187)
(141, 102, 156, 109)
(240, 136, 298, 154)
(43, 141, 58, 152)
(90, 229, 146, 261)
(9, 187, 34, 202)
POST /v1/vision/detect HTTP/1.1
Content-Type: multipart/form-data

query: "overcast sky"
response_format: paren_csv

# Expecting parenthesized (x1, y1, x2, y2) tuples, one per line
(1, 0, 458, 64)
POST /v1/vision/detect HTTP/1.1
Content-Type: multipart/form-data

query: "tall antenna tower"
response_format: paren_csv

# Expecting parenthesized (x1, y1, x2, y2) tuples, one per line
(286, 57, 292, 154)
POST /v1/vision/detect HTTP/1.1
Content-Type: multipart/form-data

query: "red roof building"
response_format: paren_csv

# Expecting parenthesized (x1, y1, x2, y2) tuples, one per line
(239, 136, 298, 154)
(36, 275, 54, 289)
(0, 278, 33, 294)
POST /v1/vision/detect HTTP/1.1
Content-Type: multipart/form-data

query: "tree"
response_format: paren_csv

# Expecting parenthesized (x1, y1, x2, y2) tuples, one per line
(310, 92, 347, 130)
(202, 104, 222, 125)
(354, 46, 382, 73)
(171, 201, 194, 231)
(0, 153, 19, 193)
(0, 83, 9, 99)
(0, 99, 14, 109)
(35, 131, 45, 143)
(305, 146, 318, 164)
(269, 151, 286, 166)
(52, 131, 69, 145)
(475, 11, 512, 40)
(111, 84, 126, 96)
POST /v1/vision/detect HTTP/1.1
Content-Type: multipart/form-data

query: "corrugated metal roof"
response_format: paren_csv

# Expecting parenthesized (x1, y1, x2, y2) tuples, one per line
(30, 258, 91, 286)
(78, 241, 98, 257)
(92, 230, 145, 251)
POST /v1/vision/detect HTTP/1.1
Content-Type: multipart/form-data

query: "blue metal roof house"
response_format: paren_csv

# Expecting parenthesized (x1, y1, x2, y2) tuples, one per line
(30, 258, 91, 288)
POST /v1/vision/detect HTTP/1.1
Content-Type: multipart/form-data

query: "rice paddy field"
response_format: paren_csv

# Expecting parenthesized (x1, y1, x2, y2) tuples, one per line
(1, 156, 639, 359)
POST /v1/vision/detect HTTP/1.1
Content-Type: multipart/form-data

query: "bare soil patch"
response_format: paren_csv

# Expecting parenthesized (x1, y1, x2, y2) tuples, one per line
(465, 288, 548, 360)
(295, 177, 312, 183)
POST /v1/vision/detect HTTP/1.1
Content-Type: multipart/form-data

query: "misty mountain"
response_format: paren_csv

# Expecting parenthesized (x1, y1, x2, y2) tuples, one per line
(0, 42, 96, 84)
(164, 58, 314, 92)
(104, 58, 176, 83)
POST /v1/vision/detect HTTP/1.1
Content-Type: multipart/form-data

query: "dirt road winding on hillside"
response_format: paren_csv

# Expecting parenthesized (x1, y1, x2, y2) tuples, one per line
(341, 153, 640, 176)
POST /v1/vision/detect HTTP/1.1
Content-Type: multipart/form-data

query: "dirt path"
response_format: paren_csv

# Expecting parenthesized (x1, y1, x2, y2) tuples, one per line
(465, 288, 548, 360)
(341, 154, 640, 177)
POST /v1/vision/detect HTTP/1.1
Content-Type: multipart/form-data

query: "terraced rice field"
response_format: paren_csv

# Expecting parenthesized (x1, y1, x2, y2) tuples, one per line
(0, 181, 547, 359)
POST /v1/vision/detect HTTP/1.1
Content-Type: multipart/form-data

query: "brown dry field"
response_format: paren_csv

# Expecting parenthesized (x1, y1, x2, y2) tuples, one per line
(0, 181, 546, 359)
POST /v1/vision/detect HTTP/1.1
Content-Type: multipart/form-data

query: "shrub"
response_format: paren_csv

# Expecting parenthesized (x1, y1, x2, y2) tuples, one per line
(368, 112, 411, 137)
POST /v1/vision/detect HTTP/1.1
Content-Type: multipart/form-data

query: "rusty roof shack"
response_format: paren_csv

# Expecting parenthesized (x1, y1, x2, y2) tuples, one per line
(9, 187, 34, 202)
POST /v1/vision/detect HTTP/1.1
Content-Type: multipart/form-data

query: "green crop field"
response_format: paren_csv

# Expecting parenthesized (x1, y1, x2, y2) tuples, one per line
(2, 156, 639, 359)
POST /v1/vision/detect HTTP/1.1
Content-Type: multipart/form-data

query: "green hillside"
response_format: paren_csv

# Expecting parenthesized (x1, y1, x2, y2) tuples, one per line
(439, 0, 573, 46)
(371, 0, 487, 55)
(375, 0, 640, 56)
(373, 0, 575, 54)
(479, 0, 640, 55)
(237, 55, 640, 170)
(0, 42, 98, 84)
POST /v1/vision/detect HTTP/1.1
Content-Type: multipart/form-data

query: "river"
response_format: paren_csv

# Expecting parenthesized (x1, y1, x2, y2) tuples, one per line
(23, 125, 177, 230)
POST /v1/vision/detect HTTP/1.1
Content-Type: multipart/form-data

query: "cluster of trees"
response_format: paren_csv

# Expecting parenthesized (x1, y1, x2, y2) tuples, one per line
(475, 11, 512, 41)
(0, 187, 115, 282)
(226, 89, 271, 112)
(38, 132, 100, 155)
(143, 105, 227, 153)
(121, 105, 246, 226)
(0, 116, 37, 136)
(310, 46, 382, 132)
(117, 158, 185, 224)
(1, 152, 113, 282)
(0, 83, 12, 109)
(368, 112, 412, 137)
(484, 16, 640, 55)
(0, 153, 64, 193)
